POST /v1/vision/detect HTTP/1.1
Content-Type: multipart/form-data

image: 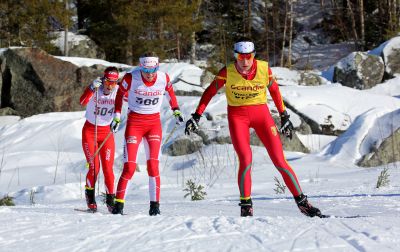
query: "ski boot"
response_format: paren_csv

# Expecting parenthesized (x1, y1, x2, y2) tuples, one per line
(106, 194, 115, 213)
(85, 188, 97, 212)
(239, 198, 253, 217)
(112, 201, 124, 215)
(295, 194, 321, 217)
(149, 201, 160, 216)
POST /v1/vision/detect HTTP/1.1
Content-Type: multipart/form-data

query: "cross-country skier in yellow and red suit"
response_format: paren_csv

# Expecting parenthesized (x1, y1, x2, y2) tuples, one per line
(185, 38, 322, 217)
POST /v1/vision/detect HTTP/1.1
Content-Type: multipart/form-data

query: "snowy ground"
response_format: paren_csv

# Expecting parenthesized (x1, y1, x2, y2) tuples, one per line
(1, 91, 399, 251)
(2, 4, 400, 249)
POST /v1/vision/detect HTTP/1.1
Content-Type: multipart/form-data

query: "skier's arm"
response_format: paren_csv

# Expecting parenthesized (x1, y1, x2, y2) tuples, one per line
(267, 67, 286, 114)
(114, 73, 131, 116)
(164, 74, 180, 110)
(79, 86, 94, 106)
(195, 67, 227, 115)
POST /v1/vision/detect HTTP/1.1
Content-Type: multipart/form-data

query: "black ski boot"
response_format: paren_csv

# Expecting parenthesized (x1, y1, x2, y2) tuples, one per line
(112, 201, 124, 215)
(239, 198, 253, 217)
(85, 188, 97, 212)
(149, 201, 160, 216)
(295, 194, 321, 217)
(106, 194, 115, 213)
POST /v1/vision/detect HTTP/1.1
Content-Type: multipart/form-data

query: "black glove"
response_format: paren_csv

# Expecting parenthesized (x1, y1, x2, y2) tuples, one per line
(185, 113, 201, 135)
(279, 111, 294, 139)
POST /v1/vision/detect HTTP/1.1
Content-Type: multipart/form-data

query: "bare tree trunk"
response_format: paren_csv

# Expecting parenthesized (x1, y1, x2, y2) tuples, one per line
(177, 33, 181, 61)
(247, 0, 251, 37)
(287, 0, 294, 68)
(190, 0, 202, 64)
(280, 0, 288, 67)
(358, 0, 365, 50)
(264, 0, 270, 61)
(64, 0, 69, 56)
(346, 0, 358, 49)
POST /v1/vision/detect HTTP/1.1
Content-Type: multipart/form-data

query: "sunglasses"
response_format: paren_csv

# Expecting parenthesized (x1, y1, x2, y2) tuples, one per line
(104, 78, 118, 86)
(140, 66, 159, 74)
(234, 52, 255, 61)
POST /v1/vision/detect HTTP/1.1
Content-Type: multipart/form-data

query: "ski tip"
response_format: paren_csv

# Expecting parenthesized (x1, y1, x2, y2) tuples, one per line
(318, 214, 368, 219)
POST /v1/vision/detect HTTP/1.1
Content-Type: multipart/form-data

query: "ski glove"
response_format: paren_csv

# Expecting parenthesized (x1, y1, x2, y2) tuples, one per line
(184, 113, 201, 135)
(110, 117, 121, 133)
(279, 111, 294, 139)
(173, 109, 185, 125)
(90, 78, 102, 91)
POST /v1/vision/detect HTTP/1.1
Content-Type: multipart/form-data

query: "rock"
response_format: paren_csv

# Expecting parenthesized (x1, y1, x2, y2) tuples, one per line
(0, 47, 111, 117)
(382, 36, 400, 78)
(300, 71, 323, 86)
(163, 134, 203, 156)
(333, 51, 384, 89)
(358, 128, 400, 167)
(0, 107, 19, 116)
(52, 32, 106, 59)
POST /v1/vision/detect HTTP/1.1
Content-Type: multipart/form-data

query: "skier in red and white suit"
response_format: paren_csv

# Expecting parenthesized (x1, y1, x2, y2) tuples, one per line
(185, 38, 322, 217)
(80, 66, 119, 212)
(111, 53, 184, 215)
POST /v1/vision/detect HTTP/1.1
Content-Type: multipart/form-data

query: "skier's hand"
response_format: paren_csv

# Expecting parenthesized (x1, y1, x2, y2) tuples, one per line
(90, 78, 102, 91)
(110, 117, 121, 133)
(173, 109, 185, 125)
(280, 111, 294, 139)
(185, 113, 201, 135)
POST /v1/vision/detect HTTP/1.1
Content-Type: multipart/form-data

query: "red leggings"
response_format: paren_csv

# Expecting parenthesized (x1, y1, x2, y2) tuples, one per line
(115, 112, 162, 202)
(82, 121, 115, 193)
(228, 105, 302, 199)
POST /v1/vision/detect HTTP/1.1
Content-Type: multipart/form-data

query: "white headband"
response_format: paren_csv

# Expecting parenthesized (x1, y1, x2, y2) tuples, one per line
(139, 57, 159, 67)
(234, 41, 255, 53)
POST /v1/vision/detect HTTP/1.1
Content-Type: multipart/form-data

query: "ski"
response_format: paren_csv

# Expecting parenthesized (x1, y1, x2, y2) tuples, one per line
(74, 208, 98, 213)
(74, 208, 128, 215)
(318, 214, 367, 219)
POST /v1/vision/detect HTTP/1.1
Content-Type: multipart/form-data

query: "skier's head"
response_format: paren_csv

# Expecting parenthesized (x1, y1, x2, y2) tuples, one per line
(103, 66, 119, 93)
(233, 37, 256, 72)
(139, 52, 159, 82)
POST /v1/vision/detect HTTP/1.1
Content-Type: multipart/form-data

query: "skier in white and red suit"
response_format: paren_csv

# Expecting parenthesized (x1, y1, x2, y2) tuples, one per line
(110, 53, 184, 215)
(79, 66, 120, 212)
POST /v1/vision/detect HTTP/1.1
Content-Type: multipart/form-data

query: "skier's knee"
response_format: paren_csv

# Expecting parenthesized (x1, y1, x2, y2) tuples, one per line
(147, 159, 159, 177)
(122, 162, 136, 180)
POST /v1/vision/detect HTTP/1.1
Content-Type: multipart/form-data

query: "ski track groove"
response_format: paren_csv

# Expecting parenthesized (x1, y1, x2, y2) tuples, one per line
(338, 219, 397, 251)
(289, 220, 316, 252)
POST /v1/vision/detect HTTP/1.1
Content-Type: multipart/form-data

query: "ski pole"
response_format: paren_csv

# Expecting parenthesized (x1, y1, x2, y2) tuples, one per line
(93, 87, 99, 192)
(86, 131, 113, 169)
(93, 131, 112, 158)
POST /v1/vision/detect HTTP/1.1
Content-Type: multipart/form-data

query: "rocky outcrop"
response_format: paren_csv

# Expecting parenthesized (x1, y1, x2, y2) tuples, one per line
(382, 36, 400, 78)
(0, 47, 118, 117)
(52, 32, 106, 59)
(333, 52, 384, 89)
(358, 128, 400, 167)
(163, 134, 203, 156)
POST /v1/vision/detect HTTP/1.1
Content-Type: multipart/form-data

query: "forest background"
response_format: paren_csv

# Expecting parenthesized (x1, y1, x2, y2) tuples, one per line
(1, 0, 399, 72)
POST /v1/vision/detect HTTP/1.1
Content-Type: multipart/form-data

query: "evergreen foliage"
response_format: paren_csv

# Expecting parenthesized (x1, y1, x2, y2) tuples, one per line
(0, 0, 71, 54)
(0, 195, 15, 206)
(183, 179, 207, 201)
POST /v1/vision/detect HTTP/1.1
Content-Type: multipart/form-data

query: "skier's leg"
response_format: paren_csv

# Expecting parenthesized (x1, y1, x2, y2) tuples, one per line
(82, 122, 100, 189)
(143, 120, 162, 216)
(99, 130, 115, 194)
(252, 106, 302, 197)
(228, 106, 252, 200)
(115, 122, 143, 203)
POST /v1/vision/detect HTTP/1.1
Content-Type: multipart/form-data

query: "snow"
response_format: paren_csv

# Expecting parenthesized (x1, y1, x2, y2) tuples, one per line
(1, 61, 400, 251)
(2, 3, 400, 251)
